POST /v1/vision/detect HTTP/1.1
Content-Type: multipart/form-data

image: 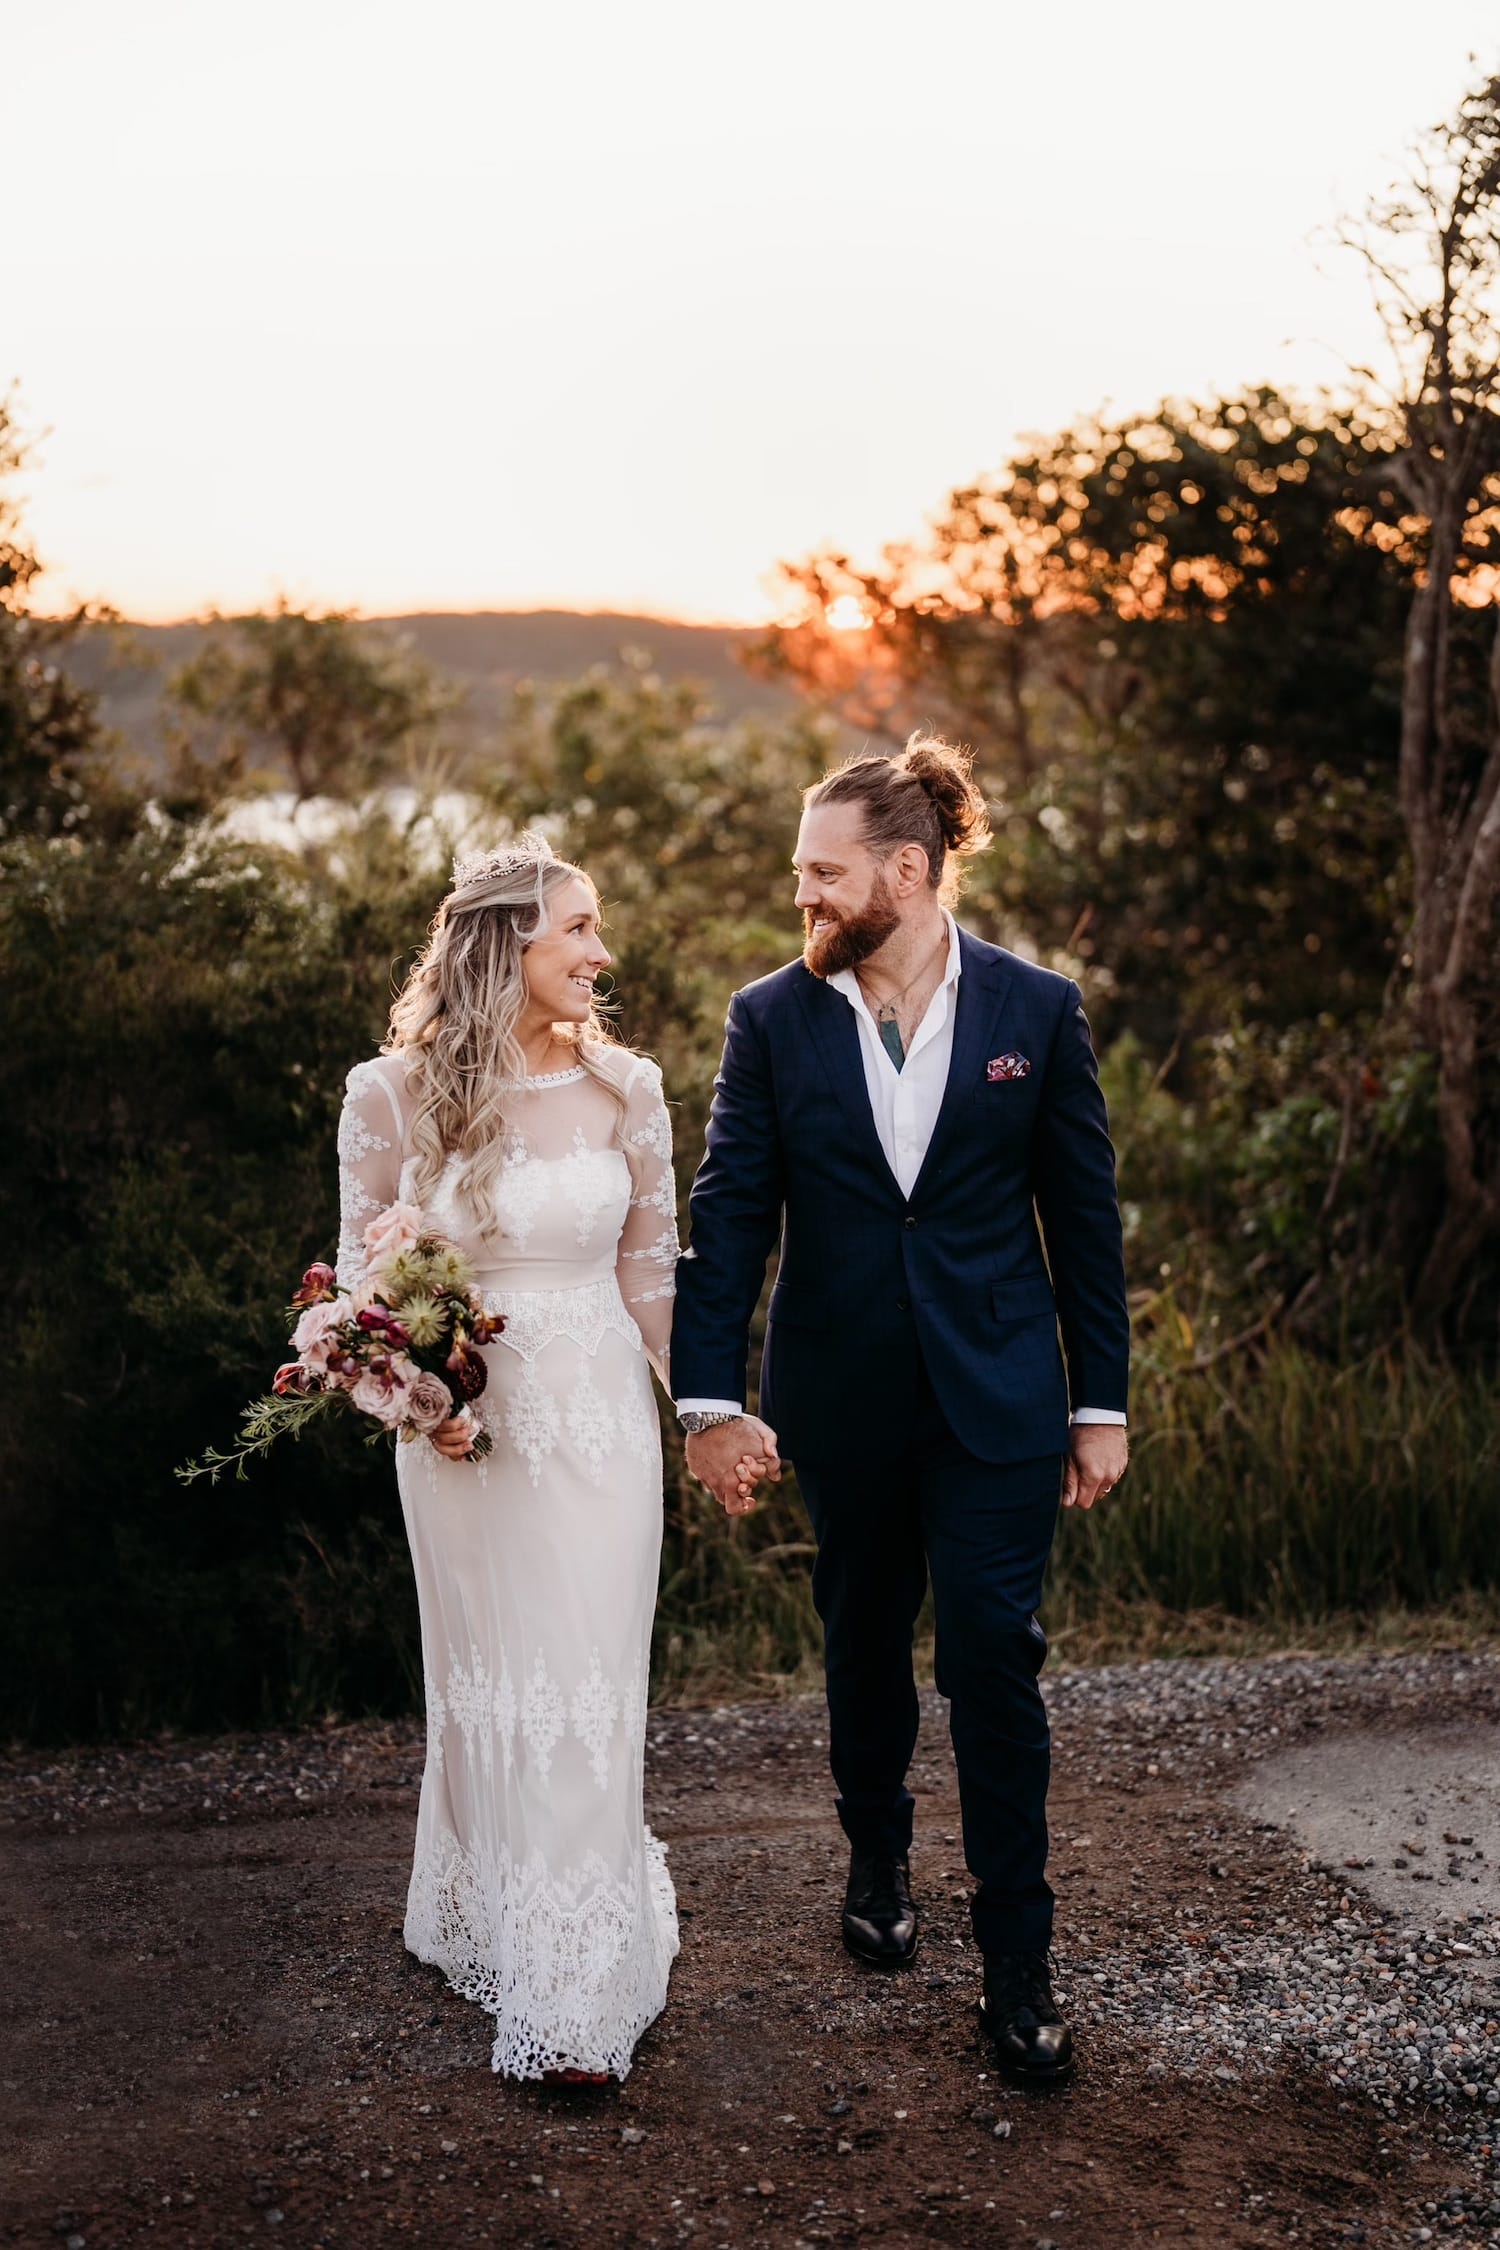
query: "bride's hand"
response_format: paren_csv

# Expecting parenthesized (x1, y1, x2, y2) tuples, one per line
(431, 1413, 478, 1461)
(731, 1451, 767, 1512)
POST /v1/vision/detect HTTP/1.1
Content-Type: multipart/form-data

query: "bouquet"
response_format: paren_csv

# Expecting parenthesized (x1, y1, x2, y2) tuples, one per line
(179, 1203, 503, 1484)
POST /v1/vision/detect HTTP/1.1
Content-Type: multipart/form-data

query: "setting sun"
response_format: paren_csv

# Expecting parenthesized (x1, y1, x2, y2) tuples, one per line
(824, 595, 872, 633)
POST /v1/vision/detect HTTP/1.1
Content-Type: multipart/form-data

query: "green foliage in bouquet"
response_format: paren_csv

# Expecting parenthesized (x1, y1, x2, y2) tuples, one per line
(183, 1387, 333, 1481)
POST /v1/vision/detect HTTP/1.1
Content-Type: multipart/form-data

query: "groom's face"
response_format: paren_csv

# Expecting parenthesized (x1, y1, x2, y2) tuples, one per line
(794, 804, 901, 977)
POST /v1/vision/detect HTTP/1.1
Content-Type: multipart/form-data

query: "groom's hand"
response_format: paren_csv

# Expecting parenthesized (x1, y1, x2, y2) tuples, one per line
(1062, 1425, 1128, 1511)
(686, 1415, 781, 1517)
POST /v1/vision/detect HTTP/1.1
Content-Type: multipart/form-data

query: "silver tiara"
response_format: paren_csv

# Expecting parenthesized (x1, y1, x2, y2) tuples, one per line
(451, 831, 558, 894)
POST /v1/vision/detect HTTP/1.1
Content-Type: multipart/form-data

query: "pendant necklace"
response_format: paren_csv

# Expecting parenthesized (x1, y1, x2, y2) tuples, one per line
(857, 929, 948, 1073)
(856, 928, 948, 1028)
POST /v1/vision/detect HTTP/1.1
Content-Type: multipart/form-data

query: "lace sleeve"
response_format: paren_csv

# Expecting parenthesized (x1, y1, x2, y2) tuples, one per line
(335, 1059, 405, 1290)
(616, 1055, 678, 1389)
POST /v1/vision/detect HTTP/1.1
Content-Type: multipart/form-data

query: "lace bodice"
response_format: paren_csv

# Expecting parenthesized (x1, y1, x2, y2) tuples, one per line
(334, 1042, 678, 1384)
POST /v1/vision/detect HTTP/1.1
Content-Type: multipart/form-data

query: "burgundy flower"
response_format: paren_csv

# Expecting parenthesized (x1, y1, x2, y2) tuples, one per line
(292, 1261, 339, 1307)
(445, 1340, 488, 1401)
(273, 1361, 320, 1397)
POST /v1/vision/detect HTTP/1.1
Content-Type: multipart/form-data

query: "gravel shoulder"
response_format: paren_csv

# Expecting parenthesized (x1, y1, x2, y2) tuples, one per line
(2, 1652, 1498, 2250)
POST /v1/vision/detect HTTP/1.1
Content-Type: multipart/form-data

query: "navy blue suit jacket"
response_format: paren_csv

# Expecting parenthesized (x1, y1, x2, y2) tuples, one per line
(671, 928, 1129, 1468)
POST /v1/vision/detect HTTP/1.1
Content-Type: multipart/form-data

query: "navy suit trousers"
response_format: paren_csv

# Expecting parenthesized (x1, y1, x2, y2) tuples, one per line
(795, 1354, 1061, 1959)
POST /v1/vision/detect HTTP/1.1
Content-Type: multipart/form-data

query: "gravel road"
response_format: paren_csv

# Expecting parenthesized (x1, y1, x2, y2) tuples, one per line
(2, 1650, 1497, 2249)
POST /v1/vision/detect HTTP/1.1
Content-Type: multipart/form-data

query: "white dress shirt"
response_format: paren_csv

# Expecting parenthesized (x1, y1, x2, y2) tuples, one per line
(677, 911, 1126, 1428)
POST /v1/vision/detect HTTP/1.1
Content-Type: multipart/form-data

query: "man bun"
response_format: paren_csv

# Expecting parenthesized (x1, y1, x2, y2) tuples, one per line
(804, 731, 993, 902)
(899, 734, 992, 859)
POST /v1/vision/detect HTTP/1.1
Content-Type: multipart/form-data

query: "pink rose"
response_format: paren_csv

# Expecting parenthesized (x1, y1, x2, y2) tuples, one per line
(405, 1369, 457, 1434)
(350, 1366, 409, 1428)
(363, 1203, 425, 1269)
(291, 1297, 348, 1366)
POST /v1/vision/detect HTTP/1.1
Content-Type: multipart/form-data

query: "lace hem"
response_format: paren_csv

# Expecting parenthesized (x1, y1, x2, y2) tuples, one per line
(405, 1827, 679, 2080)
(481, 1276, 642, 1364)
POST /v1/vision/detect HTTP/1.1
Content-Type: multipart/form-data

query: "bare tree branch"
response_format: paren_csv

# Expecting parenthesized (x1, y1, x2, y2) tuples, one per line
(1346, 66, 1500, 1323)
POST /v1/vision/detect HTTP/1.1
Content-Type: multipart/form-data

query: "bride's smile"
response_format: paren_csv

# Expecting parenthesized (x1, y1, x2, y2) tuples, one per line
(518, 874, 613, 1040)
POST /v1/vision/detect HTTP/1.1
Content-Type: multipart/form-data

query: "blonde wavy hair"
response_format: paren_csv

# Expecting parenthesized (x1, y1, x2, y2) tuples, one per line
(384, 836, 626, 1249)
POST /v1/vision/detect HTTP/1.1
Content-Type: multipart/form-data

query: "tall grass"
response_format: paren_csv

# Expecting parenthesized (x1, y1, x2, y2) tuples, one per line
(1050, 1335, 1500, 1623)
(652, 1337, 1500, 1703)
(650, 1421, 824, 1702)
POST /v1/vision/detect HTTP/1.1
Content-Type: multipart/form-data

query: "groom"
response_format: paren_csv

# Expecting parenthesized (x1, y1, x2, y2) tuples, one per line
(671, 736, 1129, 2082)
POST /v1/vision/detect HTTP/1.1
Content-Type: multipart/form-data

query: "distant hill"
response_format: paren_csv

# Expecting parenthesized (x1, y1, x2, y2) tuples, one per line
(59, 609, 804, 771)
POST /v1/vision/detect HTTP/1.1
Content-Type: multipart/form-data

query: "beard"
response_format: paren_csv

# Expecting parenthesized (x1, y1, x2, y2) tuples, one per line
(802, 871, 901, 978)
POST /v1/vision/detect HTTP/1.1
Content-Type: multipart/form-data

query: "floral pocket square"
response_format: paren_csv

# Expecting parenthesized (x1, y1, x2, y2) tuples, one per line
(987, 1052, 1031, 1082)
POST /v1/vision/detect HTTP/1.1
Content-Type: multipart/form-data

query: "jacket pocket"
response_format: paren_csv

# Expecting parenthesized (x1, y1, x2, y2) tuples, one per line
(767, 1287, 828, 1332)
(990, 1274, 1056, 1324)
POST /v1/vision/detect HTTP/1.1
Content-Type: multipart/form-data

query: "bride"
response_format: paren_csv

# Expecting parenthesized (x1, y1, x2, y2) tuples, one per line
(334, 835, 752, 2083)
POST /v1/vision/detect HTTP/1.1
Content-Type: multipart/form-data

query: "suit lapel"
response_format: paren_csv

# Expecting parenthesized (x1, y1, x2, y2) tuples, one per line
(791, 968, 904, 1203)
(907, 931, 1016, 1203)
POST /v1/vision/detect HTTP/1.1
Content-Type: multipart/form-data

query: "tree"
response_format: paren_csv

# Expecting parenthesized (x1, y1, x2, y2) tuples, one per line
(0, 394, 122, 842)
(1342, 68, 1500, 1320)
(483, 653, 831, 1120)
(0, 791, 449, 1737)
(757, 391, 1430, 1043)
(168, 600, 455, 802)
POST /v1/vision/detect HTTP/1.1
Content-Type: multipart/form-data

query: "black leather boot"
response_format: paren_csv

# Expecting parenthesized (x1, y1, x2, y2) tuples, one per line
(841, 1847, 918, 1965)
(978, 1949, 1074, 2082)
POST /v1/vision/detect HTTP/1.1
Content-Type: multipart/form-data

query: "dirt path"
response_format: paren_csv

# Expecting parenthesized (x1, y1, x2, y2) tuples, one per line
(3, 1654, 1498, 2250)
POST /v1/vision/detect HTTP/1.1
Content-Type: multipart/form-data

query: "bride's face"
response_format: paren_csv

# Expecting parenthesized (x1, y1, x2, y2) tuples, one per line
(521, 875, 612, 1024)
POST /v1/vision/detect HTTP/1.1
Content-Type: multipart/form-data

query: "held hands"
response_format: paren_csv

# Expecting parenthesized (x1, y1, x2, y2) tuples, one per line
(685, 1415, 782, 1517)
(430, 1406, 783, 1495)
(1061, 1424, 1128, 1511)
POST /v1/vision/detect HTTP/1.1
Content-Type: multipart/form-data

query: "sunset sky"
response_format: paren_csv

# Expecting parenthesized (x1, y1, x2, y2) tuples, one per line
(7, 3, 1496, 623)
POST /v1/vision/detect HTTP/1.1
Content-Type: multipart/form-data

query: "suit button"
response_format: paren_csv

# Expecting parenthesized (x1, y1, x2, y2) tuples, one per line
(895, 1296, 909, 1312)
(903, 1215, 917, 1230)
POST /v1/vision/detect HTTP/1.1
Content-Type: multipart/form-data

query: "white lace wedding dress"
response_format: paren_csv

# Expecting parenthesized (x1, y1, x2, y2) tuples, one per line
(334, 1042, 680, 2079)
